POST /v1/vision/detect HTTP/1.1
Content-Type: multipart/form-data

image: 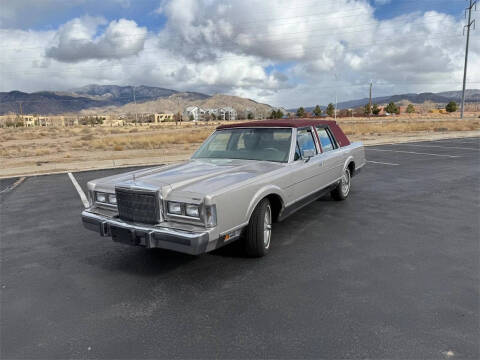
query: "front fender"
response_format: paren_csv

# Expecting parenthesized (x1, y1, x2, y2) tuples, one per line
(245, 185, 286, 223)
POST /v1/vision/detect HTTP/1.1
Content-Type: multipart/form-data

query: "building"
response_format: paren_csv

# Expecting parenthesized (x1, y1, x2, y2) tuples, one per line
(154, 113, 174, 123)
(184, 106, 237, 121)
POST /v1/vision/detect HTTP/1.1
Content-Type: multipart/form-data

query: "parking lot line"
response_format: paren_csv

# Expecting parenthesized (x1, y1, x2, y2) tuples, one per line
(391, 143, 479, 151)
(367, 160, 400, 166)
(366, 148, 461, 158)
(67, 172, 89, 208)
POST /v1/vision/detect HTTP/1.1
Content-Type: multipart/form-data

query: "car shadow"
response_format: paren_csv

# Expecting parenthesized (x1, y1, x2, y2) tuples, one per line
(83, 246, 197, 277)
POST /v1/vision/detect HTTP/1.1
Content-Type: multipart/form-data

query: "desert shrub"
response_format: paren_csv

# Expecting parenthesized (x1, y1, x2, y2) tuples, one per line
(445, 101, 457, 113)
(114, 145, 124, 151)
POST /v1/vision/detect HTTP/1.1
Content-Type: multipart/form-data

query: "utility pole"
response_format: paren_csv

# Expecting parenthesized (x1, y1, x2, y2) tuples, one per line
(334, 72, 338, 120)
(369, 81, 373, 119)
(461, 0, 476, 119)
(133, 86, 138, 126)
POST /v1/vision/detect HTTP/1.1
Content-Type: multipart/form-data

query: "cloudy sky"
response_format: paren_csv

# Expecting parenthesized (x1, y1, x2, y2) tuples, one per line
(0, 0, 478, 108)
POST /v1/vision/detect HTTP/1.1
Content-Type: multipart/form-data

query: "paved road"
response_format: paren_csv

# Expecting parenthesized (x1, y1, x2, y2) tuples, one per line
(1, 138, 479, 359)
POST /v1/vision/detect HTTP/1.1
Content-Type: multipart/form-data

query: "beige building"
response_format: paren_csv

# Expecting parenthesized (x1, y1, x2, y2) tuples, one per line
(154, 113, 175, 123)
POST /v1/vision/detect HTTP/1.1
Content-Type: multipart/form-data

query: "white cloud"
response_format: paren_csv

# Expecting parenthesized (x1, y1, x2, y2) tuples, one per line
(0, 0, 479, 108)
(45, 16, 147, 62)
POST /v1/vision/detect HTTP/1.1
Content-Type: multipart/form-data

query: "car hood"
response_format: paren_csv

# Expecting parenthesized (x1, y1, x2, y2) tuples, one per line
(90, 158, 284, 197)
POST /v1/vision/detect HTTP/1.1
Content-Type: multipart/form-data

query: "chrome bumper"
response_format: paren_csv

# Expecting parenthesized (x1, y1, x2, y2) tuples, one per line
(82, 211, 211, 255)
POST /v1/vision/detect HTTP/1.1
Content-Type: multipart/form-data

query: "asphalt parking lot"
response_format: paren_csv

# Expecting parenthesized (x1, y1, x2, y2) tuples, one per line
(1, 137, 479, 359)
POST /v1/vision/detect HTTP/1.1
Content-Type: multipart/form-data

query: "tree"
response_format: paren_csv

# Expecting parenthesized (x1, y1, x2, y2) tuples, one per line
(372, 104, 380, 115)
(364, 103, 371, 116)
(313, 105, 322, 117)
(385, 102, 399, 115)
(276, 110, 284, 119)
(326, 103, 335, 117)
(247, 113, 254, 119)
(406, 104, 415, 114)
(445, 101, 457, 113)
(296, 107, 306, 117)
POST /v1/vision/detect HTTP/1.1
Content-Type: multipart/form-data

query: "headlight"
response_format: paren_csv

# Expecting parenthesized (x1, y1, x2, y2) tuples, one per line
(185, 204, 200, 218)
(95, 191, 117, 205)
(108, 194, 117, 205)
(168, 201, 182, 215)
(205, 205, 217, 227)
(96, 192, 107, 203)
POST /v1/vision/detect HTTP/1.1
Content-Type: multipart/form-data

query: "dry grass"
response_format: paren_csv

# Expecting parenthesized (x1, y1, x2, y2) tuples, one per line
(341, 119, 479, 136)
(0, 117, 478, 172)
(89, 128, 213, 151)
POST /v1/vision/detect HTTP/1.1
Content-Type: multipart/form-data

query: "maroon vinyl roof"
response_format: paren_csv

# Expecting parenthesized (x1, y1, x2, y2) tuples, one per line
(216, 118, 351, 148)
(217, 118, 337, 129)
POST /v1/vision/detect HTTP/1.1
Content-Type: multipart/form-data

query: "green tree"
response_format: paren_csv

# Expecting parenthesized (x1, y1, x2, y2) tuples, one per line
(313, 105, 322, 117)
(296, 107, 306, 117)
(364, 103, 371, 116)
(269, 110, 277, 119)
(372, 104, 380, 115)
(445, 101, 457, 113)
(247, 113, 254, 119)
(406, 104, 415, 114)
(326, 103, 335, 117)
(276, 110, 284, 119)
(385, 102, 399, 115)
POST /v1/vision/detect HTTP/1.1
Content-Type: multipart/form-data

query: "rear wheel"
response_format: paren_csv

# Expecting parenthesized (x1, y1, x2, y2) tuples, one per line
(331, 167, 351, 201)
(244, 198, 272, 257)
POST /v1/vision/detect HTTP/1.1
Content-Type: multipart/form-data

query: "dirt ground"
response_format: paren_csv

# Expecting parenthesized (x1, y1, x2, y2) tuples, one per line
(1, 115, 479, 178)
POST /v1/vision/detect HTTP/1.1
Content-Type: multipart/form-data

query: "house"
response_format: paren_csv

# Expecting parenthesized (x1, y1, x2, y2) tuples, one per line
(184, 106, 206, 121)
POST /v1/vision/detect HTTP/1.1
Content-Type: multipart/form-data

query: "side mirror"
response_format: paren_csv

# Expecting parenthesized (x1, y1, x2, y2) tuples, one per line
(302, 149, 315, 161)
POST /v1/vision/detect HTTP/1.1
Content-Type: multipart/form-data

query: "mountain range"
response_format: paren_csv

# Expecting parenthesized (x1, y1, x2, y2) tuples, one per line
(288, 90, 480, 113)
(1, 85, 479, 115)
(0, 85, 210, 115)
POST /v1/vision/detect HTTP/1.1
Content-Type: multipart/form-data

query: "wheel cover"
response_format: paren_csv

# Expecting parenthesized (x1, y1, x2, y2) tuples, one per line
(264, 205, 272, 249)
(341, 169, 351, 196)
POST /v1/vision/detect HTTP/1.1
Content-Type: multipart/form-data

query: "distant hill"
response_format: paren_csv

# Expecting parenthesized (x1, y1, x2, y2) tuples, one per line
(289, 89, 480, 112)
(0, 85, 210, 115)
(80, 93, 275, 117)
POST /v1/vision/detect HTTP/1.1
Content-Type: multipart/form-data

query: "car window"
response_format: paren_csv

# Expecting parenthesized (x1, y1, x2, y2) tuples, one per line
(192, 128, 293, 163)
(296, 128, 317, 159)
(316, 127, 334, 152)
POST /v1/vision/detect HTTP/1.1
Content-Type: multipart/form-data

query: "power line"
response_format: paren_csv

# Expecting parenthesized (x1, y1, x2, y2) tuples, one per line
(2, 81, 479, 104)
(0, 31, 465, 77)
(0, 4, 462, 51)
(461, 0, 477, 119)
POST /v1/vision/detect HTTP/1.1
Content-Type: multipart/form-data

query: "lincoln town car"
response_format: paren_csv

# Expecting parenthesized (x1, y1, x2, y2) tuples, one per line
(82, 119, 366, 257)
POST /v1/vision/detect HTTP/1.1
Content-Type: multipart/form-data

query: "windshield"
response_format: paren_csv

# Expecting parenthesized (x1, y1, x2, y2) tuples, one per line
(192, 128, 292, 163)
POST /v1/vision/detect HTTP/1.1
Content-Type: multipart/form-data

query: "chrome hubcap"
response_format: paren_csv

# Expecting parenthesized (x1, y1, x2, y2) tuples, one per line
(341, 169, 351, 196)
(264, 205, 272, 249)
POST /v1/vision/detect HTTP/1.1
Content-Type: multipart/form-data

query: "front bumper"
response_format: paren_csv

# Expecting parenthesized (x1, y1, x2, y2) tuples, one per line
(82, 211, 211, 255)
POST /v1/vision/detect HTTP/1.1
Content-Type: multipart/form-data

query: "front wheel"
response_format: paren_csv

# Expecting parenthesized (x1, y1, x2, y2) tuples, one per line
(331, 167, 351, 201)
(244, 198, 272, 257)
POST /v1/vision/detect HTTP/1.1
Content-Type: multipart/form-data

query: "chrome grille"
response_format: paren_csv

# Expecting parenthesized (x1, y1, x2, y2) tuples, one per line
(115, 188, 160, 224)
